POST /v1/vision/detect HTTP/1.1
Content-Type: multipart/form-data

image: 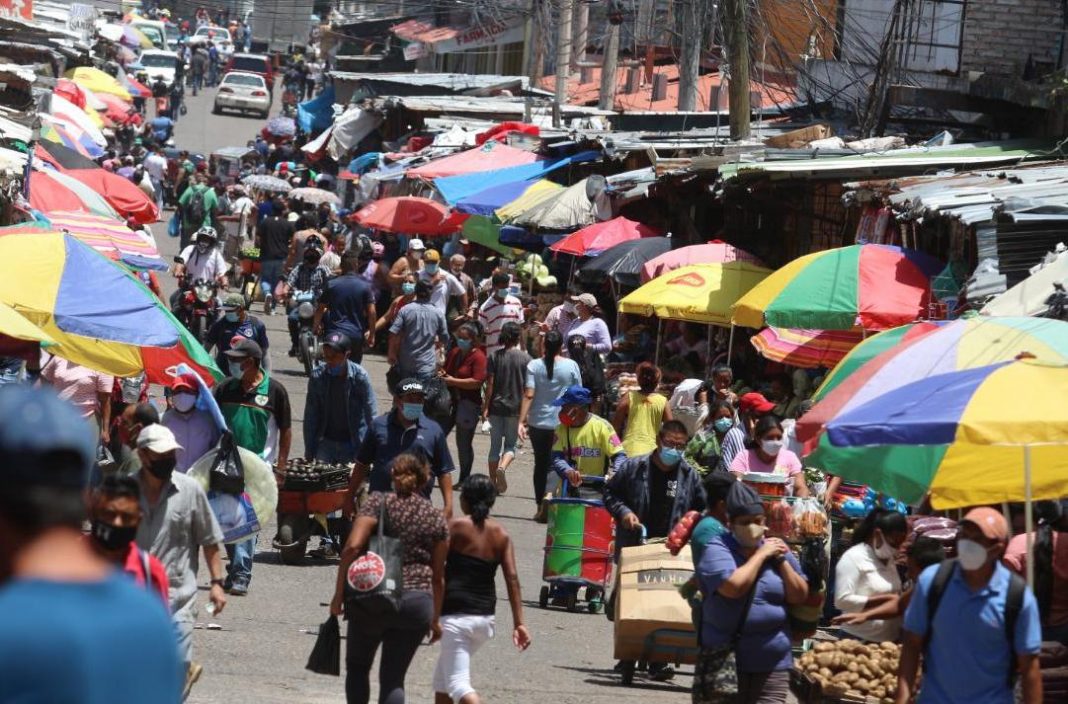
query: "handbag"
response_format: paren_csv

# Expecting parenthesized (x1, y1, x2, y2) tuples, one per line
(345, 497, 404, 613)
(208, 431, 246, 495)
(305, 615, 341, 676)
(167, 211, 180, 238)
(692, 556, 758, 703)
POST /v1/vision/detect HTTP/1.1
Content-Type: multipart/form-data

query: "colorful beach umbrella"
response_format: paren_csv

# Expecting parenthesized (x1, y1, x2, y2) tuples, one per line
(0, 225, 220, 382)
(454, 179, 543, 216)
(407, 142, 540, 180)
(550, 216, 662, 257)
(36, 143, 158, 225)
(822, 358, 1068, 509)
(354, 196, 461, 236)
(732, 244, 942, 331)
(494, 180, 563, 221)
(121, 24, 154, 48)
(797, 316, 1068, 453)
(641, 241, 765, 283)
(751, 327, 865, 369)
(578, 237, 672, 289)
(461, 217, 520, 258)
(51, 95, 107, 148)
(619, 262, 771, 326)
(41, 122, 99, 159)
(122, 74, 152, 99)
(65, 67, 132, 101)
(44, 211, 166, 270)
(34, 169, 120, 219)
(0, 301, 55, 345)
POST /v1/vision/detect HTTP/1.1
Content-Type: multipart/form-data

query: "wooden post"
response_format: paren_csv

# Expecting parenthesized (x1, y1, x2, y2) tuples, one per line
(721, 0, 751, 139)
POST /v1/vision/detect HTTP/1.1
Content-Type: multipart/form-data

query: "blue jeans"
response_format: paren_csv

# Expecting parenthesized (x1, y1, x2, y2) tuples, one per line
(259, 259, 284, 300)
(315, 438, 356, 464)
(225, 535, 257, 586)
(191, 71, 203, 94)
(488, 414, 519, 463)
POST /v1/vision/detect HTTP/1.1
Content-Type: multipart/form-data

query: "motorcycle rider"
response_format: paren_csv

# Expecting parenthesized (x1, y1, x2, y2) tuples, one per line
(172, 226, 229, 312)
(281, 235, 330, 357)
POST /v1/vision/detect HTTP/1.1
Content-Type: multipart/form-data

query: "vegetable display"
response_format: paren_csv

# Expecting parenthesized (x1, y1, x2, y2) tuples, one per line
(795, 639, 901, 703)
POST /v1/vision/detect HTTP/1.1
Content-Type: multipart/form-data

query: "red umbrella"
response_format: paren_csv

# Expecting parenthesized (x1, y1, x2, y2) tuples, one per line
(124, 75, 152, 99)
(549, 216, 661, 257)
(54, 79, 87, 110)
(353, 196, 462, 236)
(641, 240, 765, 283)
(36, 143, 159, 225)
(95, 92, 139, 126)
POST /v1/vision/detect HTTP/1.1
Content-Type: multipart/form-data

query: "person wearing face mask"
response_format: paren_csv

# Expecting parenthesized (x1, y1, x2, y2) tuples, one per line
(283, 236, 331, 357)
(388, 238, 426, 297)
(314, 251, 378, 364)
(686, 400, 738, 473)
(174, 226, 228, 297)
(213, 339, 292, 595)
(134, 423, 227, 697)
(729, 415, 809, 497)
(539, 284, 582, 344)
(87, 475, 170, 605)
(375, 272, 417, 340)
(418, 249, 467, 316)
(348, 378, 456, 520)
(388, 278, 451, 383)
(207, 293, 271, 373)
(896, 507, 1042, 704)
(114, 402, 161, 478)
(833, 509, 908, 642)
(441, 323, 488, 486)
(478, 271, 524, 356)
(303, 332, 376, 465)
(549, 385, 626, 491)
(564, 293, 612, 355)
(162, 374, 222, 473)
(448, 253, 478, 325)
(721, 391, 774, 470)
(696, 482, 808, 704)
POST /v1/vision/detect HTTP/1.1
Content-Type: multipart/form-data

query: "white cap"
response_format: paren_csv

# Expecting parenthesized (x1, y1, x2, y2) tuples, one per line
(408, 238, 426, 251)
(287, 212, 300, 223)
(136, 424, 183, 453)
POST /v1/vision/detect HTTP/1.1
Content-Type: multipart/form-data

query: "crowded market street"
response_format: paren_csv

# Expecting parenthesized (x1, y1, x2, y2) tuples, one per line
(168, 90, 684, 704)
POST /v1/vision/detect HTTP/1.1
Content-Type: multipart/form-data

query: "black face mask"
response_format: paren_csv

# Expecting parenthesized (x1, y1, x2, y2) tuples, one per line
(90, 520, 138, 552)
(145, 455, 177, 480)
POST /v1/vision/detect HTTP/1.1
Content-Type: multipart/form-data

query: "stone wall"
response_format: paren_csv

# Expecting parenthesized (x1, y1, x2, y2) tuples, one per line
(960, 0, 1064, 78)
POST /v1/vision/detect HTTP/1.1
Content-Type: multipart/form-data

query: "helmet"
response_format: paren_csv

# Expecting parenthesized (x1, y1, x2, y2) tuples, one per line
(195, 227, 218, 243)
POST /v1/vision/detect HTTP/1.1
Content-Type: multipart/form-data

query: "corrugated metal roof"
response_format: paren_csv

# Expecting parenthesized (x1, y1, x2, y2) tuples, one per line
(331, 71, 531, 92)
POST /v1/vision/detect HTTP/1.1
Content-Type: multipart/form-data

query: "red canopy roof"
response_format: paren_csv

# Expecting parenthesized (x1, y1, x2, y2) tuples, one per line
(550, 217, 662, 256)
(353, 196, 463, 236)
(36, 144, 159, 224)
(406, 142, 540, 180)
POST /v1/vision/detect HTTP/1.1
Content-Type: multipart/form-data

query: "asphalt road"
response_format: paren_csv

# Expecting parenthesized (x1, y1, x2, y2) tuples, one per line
(162, 85, 696, 703)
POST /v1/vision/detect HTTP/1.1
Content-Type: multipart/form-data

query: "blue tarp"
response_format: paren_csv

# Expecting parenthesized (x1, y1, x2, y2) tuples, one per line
(297, 85, 336, 135)
(434, 150, 600, 204)
(454, 179, 535, 216)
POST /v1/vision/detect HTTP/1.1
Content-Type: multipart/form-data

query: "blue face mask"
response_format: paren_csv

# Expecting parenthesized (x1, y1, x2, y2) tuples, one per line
(401, 402, 423, 421)
(658, 447, 683, 466)
(496, 287, 509, 299)
(224, 311, 239, 323)
(713, 417, 734, 433)
(402, 282, 416, 295)
(425, 263, 439, 275)
(325, 362, 345, 377)
(229, 361, 245, 378)
(456, 338, 472, 351)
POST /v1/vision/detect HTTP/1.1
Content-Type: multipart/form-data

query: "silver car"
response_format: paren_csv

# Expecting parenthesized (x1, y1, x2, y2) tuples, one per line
(213, 72, 271, 118)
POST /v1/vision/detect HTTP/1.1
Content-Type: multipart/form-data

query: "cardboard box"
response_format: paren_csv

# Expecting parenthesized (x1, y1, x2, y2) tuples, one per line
(613, 542, 698, 662)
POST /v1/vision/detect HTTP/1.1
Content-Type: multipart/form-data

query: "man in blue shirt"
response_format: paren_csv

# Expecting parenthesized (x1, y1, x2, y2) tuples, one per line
(303, 332, 376, 464)
(897, 507, 1042, 704)
(348, 378, 454, 519)
(206, 293, 270, 371)
(315, 250, 377, 364)
(0, 386, 183, 703)
(150, 115, 175, 144)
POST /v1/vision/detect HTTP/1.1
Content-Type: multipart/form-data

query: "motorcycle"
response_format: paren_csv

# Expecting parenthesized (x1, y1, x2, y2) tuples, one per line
(281, 84, 299, 117)
(291, 289, 321, 376)
(176, 278, 219, 344)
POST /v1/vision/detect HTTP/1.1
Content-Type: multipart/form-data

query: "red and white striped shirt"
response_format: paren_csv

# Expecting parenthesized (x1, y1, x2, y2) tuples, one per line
(479, 294, 525, 355)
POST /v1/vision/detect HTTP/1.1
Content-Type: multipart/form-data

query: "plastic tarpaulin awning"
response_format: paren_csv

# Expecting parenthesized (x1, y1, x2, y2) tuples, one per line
(407, 142, 539, 180)
(434, 149, 599, 204)
(297, 84, 335, 135)
(327, 107, 383, 161)
(454, 179, 537, 216)
(509, 178, 596, 231)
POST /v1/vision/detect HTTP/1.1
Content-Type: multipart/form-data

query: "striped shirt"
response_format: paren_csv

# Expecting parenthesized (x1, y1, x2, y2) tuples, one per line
(479, 294, 524, 355)
(40, 357, 113, 419)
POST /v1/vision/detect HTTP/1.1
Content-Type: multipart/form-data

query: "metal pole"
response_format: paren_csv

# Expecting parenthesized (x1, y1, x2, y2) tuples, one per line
(727, 324, 736, 364)
(1025, 444, 1034, 587)
(655, 318, 663, 366)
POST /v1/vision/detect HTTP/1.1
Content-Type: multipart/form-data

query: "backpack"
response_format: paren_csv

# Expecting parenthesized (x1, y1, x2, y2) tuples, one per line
(924, 559, 1027, 686)
(184, 187, 206, 226)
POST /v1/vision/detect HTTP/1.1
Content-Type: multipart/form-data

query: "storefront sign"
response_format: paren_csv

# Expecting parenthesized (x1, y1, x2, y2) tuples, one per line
(403, 42, 426, 61)
(68, 3, 97, 42)
(431, 17, 525, 54)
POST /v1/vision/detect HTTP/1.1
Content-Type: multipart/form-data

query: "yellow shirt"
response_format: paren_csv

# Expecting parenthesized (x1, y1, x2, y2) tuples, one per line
(552, 415, 623, 477)
(621, 391, 667, 457)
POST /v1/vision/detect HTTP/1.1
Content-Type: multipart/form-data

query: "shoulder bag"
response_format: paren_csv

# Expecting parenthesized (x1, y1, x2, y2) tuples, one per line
(345, 496, 405, 613)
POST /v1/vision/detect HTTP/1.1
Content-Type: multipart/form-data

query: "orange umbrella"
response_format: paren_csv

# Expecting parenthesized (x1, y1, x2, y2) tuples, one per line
(353, 196, 463, 235)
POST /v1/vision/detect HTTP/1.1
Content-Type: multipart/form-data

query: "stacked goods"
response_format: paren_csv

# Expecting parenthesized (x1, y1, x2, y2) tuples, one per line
(794, 640, 901, 703)
(743, 471, 789, 497)
(614, 542, 697, 663)
(763, 497, 829, 541)
(828, 482, 907, 520)
(282, 459, 350, 492)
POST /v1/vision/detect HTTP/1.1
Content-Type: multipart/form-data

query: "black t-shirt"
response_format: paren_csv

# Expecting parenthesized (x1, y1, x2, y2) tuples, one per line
(322, 374, 350, 442)
(257, 216, 295, 260)
(322, 274, 374, 338)
(645, 464, 677, 539)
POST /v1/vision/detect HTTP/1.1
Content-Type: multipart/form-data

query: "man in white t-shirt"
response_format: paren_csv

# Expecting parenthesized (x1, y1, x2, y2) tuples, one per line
(417, 249, 466, 315)
(176, 227, 229, 287)
(227, 185, 256, 241)
(143, 147, 168, 211)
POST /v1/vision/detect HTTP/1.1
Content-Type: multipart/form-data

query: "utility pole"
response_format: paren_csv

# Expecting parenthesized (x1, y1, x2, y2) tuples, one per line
(554, 0, 574, 118)
(721, 0, 751, 139)
(677, 0, 703, 111)
(572, 0, 589, 68)
(598, 18, 620, 111)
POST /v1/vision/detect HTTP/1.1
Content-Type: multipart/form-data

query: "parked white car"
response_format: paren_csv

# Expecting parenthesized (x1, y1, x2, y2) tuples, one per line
(138, 50, 181, 89)
(193, 26, 235, 60)
(213, 72, 271, 118)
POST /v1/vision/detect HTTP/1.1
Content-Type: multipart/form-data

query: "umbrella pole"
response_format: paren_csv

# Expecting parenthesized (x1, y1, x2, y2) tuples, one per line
(727, 324, 736, 364)
(1025, 444, 1034, 587)
(706, 324, 713, 376)
(655, 318, 663, 366)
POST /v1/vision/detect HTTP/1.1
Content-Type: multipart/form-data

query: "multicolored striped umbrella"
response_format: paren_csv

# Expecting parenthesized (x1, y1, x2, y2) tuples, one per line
(822, 358, 1068, 509)
(751, 327, 865, 369)
(732, 244, 942, 331)
(44, 211, 166, 270)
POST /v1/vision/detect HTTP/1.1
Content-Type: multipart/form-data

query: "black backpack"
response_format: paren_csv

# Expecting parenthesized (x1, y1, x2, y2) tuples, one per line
(184, 187, 207, 225)
(924, 559, 1027, 685)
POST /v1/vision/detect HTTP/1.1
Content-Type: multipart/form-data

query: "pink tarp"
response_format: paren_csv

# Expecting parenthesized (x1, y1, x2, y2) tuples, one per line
(406, 142, 540, 180)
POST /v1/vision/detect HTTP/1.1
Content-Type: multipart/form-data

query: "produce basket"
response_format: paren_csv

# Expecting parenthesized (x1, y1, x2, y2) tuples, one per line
(742, 471, 789, 497)
(793, 639, 902, 704)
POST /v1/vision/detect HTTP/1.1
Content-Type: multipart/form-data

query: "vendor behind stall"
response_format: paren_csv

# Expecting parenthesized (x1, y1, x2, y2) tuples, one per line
(834, 509, 908, 642)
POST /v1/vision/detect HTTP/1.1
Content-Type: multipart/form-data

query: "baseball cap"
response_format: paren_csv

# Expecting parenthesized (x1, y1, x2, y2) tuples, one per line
(739, 392, 776, 415)
(221, 292, 245, 310)
(408, 238, 426, 251)
(171, 373, 199, 394)
(570, 293, 597, 308)
(323, 331, 350, 352)
(136, 424, 183, 454)
(961, 507, 1010, 543)
(552, 385, 593, 407)
(0, 386, 95, 488)
(424, 249, 441, 263)
(395, 378, 425, 396)
(224, 337, 263, 360)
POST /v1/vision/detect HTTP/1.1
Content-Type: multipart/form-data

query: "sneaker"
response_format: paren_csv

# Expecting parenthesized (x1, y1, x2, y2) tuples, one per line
(228, 581, 249, 596)
(183, 661, 203, 700)
(263, 294, 274, 315)
(648, 664, 675, 681)
(494, 467, 508, 495)
(287, 346, 299, 357)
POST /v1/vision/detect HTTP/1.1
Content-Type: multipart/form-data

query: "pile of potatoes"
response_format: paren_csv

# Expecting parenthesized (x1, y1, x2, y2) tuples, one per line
(795, 639, 901, 703)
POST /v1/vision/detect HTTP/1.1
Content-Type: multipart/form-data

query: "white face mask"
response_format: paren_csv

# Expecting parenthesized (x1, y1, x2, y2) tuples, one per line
(957, 539, 992, 571)
(172, 392, 197, 413)
(760, 439, 784, 456)
(564, 301, 576, 315)
(873, 532, 897, 561)
(733, 522, 767, 548)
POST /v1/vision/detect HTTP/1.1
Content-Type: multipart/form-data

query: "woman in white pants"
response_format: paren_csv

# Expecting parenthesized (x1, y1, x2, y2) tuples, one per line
(433, 475, 531, 703)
